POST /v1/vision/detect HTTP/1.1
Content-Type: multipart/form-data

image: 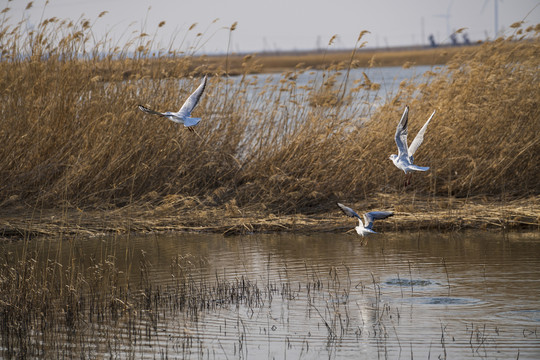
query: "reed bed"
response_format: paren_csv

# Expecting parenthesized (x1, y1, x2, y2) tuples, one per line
(0, 9, 539, 231)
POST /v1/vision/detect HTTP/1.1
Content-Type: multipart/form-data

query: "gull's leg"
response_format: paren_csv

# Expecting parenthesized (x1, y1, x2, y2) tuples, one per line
(185, 126, 203, 140)
(402, 173, 408, 188)
(404, 173, 412, 187)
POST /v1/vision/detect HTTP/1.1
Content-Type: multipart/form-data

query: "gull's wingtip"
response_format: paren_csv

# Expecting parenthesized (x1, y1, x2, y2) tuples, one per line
(337, 203, 361, 219)
(401, 105, 409, 119)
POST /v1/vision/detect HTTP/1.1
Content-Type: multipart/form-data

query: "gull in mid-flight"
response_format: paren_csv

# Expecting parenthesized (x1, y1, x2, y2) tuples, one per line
(138, 75, 207, 129)
(337, 203, 394, 237)
(389, 105, 436, 174)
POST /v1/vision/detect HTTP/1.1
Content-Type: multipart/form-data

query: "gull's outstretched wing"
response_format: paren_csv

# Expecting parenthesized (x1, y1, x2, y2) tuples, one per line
(337, 203, 361, 219)
(138, 105, 166, 117)
(177, 75, 207, 117)
(363, 211, 394, 230)
(408, 110, 435, 158)
(394, 106, 409, 158)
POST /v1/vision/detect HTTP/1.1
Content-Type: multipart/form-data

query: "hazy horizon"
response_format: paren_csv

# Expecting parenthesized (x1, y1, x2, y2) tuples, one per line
(4, 0, 540, 55)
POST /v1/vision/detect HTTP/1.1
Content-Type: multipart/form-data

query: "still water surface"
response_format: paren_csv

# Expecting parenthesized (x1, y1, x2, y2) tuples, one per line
(5, 231, 540, 359)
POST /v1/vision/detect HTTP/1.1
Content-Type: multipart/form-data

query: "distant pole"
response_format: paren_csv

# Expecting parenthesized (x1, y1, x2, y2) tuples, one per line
(494, 0, 499, 37)
(421, 16, 425, 45)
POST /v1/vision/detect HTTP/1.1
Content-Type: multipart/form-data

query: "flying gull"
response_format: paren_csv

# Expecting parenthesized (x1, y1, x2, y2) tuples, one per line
(389, 105, 435, 174)
(337, 203, 394, 237)
(138, 75, 207, 129)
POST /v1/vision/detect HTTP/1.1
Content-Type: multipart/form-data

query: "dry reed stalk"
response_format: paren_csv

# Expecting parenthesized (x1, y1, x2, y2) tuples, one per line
(0, 8, 538, 222)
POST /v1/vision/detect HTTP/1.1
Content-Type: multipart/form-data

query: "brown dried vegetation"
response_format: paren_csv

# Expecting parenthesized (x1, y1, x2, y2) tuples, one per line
(0, 9, 538, 231)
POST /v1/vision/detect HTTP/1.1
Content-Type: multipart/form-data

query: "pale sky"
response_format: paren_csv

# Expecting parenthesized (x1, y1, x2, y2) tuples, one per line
(4, 0, 540, 54)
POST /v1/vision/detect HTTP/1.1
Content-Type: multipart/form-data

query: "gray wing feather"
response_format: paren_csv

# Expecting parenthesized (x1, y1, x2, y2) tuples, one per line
(394, 106, 409, 158)
(408, 110, 435, 158)
(178, 75, 207, 117)
(138, 105, 166, 116)
(337, 203, 361, 219)
(363, 211, 394, 229)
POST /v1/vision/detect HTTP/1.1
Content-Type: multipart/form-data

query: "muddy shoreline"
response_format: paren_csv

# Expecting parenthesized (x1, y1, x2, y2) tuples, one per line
(2, 194, 538, 240)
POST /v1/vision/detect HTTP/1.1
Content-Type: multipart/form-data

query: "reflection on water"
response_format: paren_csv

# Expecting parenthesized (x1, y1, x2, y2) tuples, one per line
(2, 231, 540, 359)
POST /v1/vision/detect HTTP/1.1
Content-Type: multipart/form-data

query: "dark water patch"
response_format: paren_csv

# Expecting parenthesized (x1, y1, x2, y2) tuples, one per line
(400, 296, 484, 306)
(384, 278, 440, 287)
(497, 309, 540, 322)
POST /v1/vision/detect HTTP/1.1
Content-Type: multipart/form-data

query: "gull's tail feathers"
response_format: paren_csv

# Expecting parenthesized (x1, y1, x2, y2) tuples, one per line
(183, 117, 202, 128)
(408, 164, 430, 172)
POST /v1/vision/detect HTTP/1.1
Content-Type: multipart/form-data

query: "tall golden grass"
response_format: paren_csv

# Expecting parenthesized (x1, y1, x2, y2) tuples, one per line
(0, 9, 538, 215)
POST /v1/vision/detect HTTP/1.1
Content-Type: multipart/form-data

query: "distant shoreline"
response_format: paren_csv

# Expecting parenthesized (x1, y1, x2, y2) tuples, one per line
(121, 44, 482, 80)
(197, 44, 481, 74)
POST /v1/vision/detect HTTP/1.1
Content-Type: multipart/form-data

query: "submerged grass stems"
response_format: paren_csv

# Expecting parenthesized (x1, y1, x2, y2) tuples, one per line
(0, 243, 270, 358)
(0, 242, 358, 358)
(0, 9, 538, 219)
(3, 241, 494, 359)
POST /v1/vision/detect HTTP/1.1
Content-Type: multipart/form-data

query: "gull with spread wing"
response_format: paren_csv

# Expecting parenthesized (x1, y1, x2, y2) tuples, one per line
(337, 203, 394, 237)
(138, 75, 207, 129)
(389, 105, 435, 174)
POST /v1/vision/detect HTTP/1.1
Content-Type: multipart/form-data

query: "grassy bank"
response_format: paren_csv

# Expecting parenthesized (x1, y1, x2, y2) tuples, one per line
(0, 10, 539, 238)
(1, 194, 538, 239)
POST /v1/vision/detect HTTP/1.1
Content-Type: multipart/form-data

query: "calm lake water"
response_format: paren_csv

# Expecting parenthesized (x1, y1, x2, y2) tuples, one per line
(235, 64, 436, 96)
(3, 230, 540, 359)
